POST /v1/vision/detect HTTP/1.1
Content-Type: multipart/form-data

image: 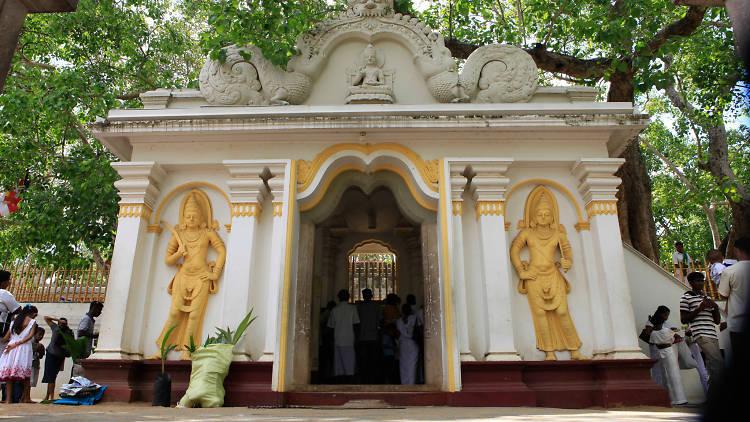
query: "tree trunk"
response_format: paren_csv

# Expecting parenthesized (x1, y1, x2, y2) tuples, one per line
(609, 71, 660, 262)
(706, 123, 750, 257)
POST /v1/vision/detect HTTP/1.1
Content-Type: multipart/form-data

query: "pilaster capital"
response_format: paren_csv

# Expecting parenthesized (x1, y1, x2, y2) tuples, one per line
(465, 159, 514, 202)
(223, 160, 270, 204)
(264, 163, 288, 201)
(111, 161, 167, 209)
(571, 158, 625, 204)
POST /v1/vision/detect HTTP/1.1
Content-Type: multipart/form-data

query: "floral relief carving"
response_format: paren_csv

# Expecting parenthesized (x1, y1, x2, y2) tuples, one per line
(459, 44, 538, 103)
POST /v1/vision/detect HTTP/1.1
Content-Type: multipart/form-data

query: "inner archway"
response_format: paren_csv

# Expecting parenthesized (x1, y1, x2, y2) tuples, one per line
(290, 168, 441, 390)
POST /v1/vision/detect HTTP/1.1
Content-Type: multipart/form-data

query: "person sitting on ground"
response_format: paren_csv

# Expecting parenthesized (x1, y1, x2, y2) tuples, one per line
(0, 305, 38, 404)
(649, 311, 688, 406)
(42, 316, 73, 402)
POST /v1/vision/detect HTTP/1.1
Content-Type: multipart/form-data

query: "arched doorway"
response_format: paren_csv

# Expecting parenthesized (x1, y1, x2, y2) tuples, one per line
(288, 166, 441, 390)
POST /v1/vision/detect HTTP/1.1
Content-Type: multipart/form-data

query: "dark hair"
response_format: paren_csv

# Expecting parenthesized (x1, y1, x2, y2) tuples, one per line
(401, 303, 412, 317)
(655, 305, 670, 316)
(687, 272, 705, 283)
(337, 289, 350, 302)
(362, 288, 373, 300)
(706, 249, 723, 262)
(650, 312, 666, 327)
(406, 294, 416, 305)
(34, 326, 45, 336)
(735, 237, 750, 255)
(12, 305, 37, 335)
(326, 300, 336, 310)
(0, 270, 10, 283)
(89, 301, 103, 310)
(674, 241, 683, 246)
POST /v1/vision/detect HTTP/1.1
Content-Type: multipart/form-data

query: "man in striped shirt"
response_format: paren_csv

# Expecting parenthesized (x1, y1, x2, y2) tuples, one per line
(680, 272, 723, 390)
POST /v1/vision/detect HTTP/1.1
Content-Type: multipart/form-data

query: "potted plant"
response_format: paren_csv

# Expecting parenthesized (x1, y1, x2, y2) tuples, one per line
(153, 323, 178, 407)
(177, 309, 257, 408)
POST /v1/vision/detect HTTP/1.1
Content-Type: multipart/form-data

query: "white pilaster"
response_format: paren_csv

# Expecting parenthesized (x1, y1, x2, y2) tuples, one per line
(572, 158, 645, 358)
(223, 160, 269, 361)
(470, 159, 521, 361)
(259, 162, 289, 362)
(94, 162, 166, 360)
(449, 163, 474, 362)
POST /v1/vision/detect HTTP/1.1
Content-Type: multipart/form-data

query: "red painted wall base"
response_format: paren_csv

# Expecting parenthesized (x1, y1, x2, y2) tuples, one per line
(82, 358, 668, 408)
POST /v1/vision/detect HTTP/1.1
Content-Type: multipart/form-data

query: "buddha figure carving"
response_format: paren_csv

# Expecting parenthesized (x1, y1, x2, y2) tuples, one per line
(154, 189, 226, 360)
(510, 186, 587, 360)
(346, 44, 394, 104)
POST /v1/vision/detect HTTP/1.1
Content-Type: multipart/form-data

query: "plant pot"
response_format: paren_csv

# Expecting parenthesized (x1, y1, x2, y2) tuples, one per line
(177, 343, 233, 408)
(152, 372, 172, 407)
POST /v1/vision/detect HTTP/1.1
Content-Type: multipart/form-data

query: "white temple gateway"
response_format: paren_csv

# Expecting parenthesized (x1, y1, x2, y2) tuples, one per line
(87, 0, 673, 407)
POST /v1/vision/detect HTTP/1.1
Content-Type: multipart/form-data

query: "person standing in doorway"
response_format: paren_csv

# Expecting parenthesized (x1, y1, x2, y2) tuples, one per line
(672, 241, 692, 284)
(327, 289, 359, 384)
(356, 288, 382, 384)
(77, 301, 103, 357)
(397, 304, 418, 385)
(718, 236, 750, 361)
(680, 272, 723, 392)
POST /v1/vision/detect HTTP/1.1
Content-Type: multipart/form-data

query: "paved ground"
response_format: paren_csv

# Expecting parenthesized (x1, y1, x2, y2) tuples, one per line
(0, 403, 700, 421)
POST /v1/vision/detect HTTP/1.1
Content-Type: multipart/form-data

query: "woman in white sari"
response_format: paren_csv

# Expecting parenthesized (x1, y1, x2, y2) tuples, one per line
(397, 304, 418, 385)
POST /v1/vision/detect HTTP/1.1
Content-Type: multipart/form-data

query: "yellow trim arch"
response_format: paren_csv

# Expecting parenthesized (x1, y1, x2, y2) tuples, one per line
(297, 143, 439, 193)
(505, 178, 588, 229)
(298, 164, 438, 213)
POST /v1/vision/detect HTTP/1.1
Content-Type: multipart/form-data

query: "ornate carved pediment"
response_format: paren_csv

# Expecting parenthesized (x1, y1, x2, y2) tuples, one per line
(198, 0, 537, 105)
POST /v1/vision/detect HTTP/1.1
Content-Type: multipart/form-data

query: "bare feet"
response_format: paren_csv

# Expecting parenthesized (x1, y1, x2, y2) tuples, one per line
(545, 351, 556, 360)
(570, 350, 590, 360)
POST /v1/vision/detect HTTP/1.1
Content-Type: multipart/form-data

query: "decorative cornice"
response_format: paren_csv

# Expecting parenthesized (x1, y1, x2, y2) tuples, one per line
(118, 203, 152, 221)
(586, 200, 618, 217)
(475, 201, 504, 221)
(296, 143, 438, 193)
(505, 221, 511, 231)
(231, 203, 262, 220)
(273, 202, 283, 217)
(452, 201, 462, 216)
(225, 224, 232, 233)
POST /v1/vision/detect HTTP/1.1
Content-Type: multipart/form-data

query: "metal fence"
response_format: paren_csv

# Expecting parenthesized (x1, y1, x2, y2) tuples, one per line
(1, 262, 108, 303)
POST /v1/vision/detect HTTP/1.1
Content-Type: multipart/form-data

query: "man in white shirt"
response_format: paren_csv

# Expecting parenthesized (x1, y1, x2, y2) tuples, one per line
(672, 241, 692, 284)
(718, 236, 750, 361)
(0, 270, 21, 354)
(327, 289, 359, 383)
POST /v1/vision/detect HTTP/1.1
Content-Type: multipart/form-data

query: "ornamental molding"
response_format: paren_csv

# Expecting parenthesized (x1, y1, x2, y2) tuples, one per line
(118, 203, 152, 221)
(198, 0, 537, 105)
(296, 142, 438, 193)
(452, 201, 462, 216)
(475, 201, 504, 220)
(231, 203, 262, 220)
(273, 202, 283, 217)
(585, 201, 618, 217)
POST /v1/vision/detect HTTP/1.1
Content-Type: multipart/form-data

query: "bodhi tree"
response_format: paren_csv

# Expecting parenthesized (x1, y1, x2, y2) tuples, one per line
(0, 0, 204, 267)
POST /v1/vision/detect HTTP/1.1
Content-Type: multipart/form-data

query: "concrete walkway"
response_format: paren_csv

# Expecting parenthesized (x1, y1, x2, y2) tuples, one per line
(0, 403, 699, 421)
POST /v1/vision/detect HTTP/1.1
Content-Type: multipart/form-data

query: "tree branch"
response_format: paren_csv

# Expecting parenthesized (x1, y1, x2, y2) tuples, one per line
(671, 0, 725, 7)
(643, 6, 708, 56)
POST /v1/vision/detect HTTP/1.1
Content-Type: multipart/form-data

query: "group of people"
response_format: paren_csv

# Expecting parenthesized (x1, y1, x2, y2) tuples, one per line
(0, 269, 103, 403)
(640, 237, 750, 405)
(318, 289, 424, 385)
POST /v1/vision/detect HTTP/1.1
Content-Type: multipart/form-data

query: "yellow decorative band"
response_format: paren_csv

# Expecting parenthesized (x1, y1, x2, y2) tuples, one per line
(225, 224, 232, 233)
(273, 202, 283, 217)
(452, 201, 462, 216)
(231, 203, 262, 219)
(586, 201, 618, 217)
(475, 201, 504, 220)
(118, 203, 152, 221)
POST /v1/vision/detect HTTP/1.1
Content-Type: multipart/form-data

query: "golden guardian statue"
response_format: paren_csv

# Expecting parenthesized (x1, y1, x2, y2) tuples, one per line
(510, 185, 587, 360)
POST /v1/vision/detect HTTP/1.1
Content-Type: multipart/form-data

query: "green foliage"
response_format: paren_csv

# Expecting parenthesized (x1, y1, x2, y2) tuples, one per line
(160, 323, 179, 373)
(0, 0, 205, 266)
(203, 308, 257, 346)
(60, 331, 89, 361)
(184, 334, 198, 355)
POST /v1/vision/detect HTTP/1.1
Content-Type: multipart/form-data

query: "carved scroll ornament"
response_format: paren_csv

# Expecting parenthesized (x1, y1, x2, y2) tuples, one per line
(459, 44, 538, 103)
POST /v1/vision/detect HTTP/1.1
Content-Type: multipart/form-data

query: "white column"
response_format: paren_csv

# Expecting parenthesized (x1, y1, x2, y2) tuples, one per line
(94, 162, 166, 360)
(259, 162, 289, 362)
(572, 158, 645, 358)
(449, 163, 474, 361)
(471, 160, 521, 361)
(222, 161, 269, 361)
